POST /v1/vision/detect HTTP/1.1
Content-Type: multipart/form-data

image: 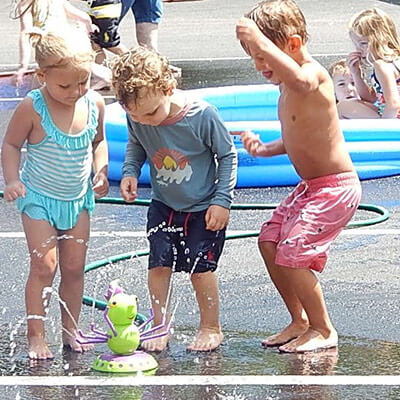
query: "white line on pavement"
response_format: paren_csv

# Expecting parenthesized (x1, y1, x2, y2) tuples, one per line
(0, 375, 399, 387)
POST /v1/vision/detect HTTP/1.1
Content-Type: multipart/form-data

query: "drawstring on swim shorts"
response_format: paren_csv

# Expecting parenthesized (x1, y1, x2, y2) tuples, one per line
(286, 181, 308, 208)
(167, 210, 192, 236)
(183, 213, 191, 236)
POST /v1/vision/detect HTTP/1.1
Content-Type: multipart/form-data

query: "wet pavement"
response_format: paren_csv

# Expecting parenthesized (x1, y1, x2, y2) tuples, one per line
(1, 0, 400, 399)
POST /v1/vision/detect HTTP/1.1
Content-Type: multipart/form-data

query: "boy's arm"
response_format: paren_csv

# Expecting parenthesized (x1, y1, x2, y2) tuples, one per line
(122, 117, 147, 179)
(236, 18, 319, 93)
(91, 94, 109, 196)
(1, 98, 33, 184)
(374, 60, 400, 118)
(240, 131, 286, 157)
(204, 107, 238, 210)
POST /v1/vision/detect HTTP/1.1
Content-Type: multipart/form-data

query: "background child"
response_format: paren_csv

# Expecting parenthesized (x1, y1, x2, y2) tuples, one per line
(328, 58, 377, 118)
(112, 46, 237, 352)
(236, 0, 361, 353)
(342, 8, 400, 119)
(11, 0, 112, 90)
(85, 0, 128, 77)
(12, 0, 94, 87)
(1, 29, 109, 360)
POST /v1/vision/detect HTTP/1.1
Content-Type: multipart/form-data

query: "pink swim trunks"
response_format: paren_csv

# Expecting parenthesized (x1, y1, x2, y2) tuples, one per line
(258, 171, 362, 272)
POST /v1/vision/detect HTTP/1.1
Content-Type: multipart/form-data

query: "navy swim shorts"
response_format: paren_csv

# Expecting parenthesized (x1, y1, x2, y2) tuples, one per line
(146, 200, 226, 273)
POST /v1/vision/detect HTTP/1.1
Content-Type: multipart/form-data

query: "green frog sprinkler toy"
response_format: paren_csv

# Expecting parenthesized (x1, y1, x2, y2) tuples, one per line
(76, 281, 171, 374)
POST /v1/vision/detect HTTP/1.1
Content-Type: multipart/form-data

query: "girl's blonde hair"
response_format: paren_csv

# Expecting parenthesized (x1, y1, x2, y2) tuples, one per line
(27, 28, 94, 70)
(350, 8, 400, 62)
(246, 0, 309, 48)
(111, 46, 177, 106)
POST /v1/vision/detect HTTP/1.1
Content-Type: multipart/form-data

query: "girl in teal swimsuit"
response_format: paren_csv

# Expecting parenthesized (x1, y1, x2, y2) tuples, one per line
(339, 8, 400, 119)
(1, 29, 109, 360)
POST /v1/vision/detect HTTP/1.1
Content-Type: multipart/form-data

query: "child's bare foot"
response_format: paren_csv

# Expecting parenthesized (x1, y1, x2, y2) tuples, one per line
(186, 328, 224, 352)
(140, 333, 170, 352)
(262, 321, 309, 347)
(63, 331, 94, 353)
(279, 328, 338, 353)
(28, 336, 54, 360)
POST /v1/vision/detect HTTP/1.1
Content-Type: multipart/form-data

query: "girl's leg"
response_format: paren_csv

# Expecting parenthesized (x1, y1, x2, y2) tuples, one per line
(278, 267, 338, 353)
(21, 214, 58, 360)
(259, 241, 309, 347)
(58, 211, 91, 352)
(141, 266, 172, 352)
(187, 271, 223, 351)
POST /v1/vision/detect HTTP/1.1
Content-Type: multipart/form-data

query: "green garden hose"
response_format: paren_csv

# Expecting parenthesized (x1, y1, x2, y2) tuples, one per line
(0, 191, 391, 310)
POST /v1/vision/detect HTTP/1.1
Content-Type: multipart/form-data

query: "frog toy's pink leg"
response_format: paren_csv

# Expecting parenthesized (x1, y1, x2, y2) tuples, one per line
(76, 308, 114, 345)
(137, 308, 155, 332)
(139, 316, 173, 342)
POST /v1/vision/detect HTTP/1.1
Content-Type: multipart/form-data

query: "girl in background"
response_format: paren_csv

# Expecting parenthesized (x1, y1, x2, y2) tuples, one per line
(2, 29, 109, 360)
(339, 8, 400, 118)
(12, 0, 95, 86)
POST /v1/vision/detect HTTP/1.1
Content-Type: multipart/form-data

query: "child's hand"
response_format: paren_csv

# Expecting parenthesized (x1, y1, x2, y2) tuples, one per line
(205, 205, 230, 231)
(347, 52, 363, 76)
(92, 172, 109, 198)
(236, 17, 262, 47)
(240, 130, 264, 156)
(120, 177, 138, 202)
(4, 180, 26, 201)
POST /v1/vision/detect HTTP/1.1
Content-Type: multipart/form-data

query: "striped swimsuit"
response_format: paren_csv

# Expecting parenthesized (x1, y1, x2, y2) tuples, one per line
(17, 89, 99, 230)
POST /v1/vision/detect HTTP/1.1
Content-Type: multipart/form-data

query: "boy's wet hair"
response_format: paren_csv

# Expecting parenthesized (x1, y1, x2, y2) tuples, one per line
(246, 0, 309, 48)
(350, 8, 400, 62)
(28, 29, 94, 70)
(328, 59, 350, 77)
(111, 46, 177, 107)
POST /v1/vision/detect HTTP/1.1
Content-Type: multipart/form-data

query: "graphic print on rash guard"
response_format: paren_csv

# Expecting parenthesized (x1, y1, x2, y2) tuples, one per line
(152, 148, 193, 186)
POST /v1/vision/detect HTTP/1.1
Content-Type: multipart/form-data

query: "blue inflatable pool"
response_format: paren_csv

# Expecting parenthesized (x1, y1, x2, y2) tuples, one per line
(105, 84, 400, 187)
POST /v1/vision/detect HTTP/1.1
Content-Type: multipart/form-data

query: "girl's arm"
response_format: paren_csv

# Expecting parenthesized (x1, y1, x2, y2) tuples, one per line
(91, 94, 109, 197)
(347, 52, 377, 103)
(374, 60, 400, 118)
(15, 1, 34, 85)
(1, 98, 34, 200)
(236, 18, 320, 94)
(63, 0, 94, 33)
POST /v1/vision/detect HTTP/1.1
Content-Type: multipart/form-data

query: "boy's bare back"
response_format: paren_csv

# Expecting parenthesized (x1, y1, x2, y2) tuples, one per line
(278, 58, 354, 180)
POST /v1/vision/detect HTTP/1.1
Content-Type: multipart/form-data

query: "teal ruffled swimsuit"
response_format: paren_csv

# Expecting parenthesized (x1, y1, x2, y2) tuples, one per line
(17, 89, 99, 230)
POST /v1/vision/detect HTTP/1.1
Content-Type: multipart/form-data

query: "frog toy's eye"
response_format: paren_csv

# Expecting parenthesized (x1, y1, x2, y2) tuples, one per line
(110, 301, 117, 308)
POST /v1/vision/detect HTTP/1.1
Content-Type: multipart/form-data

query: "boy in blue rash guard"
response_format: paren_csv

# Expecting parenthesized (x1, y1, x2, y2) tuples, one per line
(112, 47, 237, 352)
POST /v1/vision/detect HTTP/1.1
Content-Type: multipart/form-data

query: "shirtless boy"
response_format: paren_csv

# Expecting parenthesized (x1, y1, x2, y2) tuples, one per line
(236, 0, 362, 353)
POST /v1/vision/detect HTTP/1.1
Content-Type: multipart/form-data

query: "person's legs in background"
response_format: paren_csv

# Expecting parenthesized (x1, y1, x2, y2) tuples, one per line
(120, 0, 181, 76)
(132, 0, 162, 50)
